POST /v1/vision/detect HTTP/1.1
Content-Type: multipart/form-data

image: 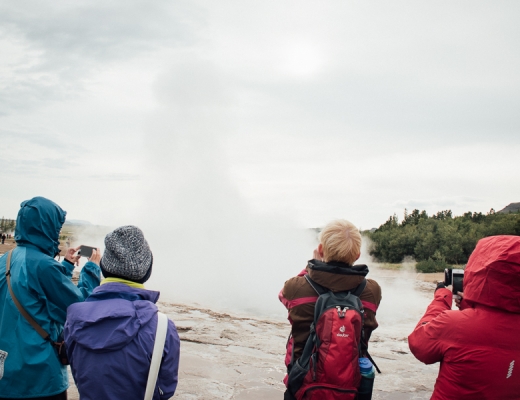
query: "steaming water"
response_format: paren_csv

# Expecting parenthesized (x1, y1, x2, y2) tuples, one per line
(71, 219, 317, 318)
(146, 233, 438, 331)
(129, 60, 324, 318)
(73, 224, 438, 338)
(144, 223, 317, 319)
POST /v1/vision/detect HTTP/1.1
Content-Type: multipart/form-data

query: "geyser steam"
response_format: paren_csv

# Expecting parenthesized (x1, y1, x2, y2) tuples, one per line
(139, 58, 315, 317)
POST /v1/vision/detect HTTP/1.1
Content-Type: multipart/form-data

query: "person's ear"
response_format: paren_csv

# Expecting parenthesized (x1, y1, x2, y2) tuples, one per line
(318, 243, 325, 259)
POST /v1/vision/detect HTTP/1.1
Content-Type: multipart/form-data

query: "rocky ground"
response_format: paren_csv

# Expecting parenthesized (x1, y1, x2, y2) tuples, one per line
(0, 239, 16, 254)
(67, 291, 439, 399)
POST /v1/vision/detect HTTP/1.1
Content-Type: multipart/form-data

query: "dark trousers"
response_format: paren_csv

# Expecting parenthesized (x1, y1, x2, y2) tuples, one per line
(0, 391, 67, 400)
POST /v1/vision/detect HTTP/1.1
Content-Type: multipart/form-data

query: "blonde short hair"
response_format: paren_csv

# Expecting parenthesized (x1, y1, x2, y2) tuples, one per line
(319, 219, 361, 264)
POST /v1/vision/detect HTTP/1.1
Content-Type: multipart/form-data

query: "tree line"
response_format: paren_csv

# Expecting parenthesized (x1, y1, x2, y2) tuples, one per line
(0, 218, 16, 234)
(365, 208, 520, 272)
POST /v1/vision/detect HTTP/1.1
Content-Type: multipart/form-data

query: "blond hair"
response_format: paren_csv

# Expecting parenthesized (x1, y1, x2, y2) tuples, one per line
(319, 219, 361, 264)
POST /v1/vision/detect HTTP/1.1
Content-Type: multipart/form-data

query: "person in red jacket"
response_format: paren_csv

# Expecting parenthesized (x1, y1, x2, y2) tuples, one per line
(408, 235, 520, 400)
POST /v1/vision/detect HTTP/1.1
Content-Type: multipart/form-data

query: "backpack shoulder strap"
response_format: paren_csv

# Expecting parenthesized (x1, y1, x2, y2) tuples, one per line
(305, 274, 367, 297)
(304, 275, 328, 296)
(351, 279, 367, 297)
(144, 312, 169, 400)
(5, 250, 50, 341)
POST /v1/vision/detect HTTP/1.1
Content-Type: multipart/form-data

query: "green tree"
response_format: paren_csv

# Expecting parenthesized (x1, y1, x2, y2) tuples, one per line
(367, 208, 520, 269)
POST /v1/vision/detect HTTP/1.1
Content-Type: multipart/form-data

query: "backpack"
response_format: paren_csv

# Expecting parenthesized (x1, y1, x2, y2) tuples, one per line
(286, 275, 368, 400)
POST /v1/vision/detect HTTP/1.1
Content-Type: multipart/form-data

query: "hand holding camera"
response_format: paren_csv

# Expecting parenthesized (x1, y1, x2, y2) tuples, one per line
(77, 245, 102, 266)
(440, 268, 466, 309)
(313, 247, 323, 261)
(65, 246, 81, 266)
(88, 248, 102, 265)
(454, 292, 464, 309)
(443, 268, 464, 295)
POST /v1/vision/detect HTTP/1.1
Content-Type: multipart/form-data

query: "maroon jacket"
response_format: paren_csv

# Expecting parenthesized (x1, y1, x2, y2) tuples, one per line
(409, 235, 520, 400)
(280, 260, 382, 371)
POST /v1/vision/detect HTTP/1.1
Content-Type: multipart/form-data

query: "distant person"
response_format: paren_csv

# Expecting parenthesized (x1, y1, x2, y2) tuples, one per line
(64, 225, 180, 400)
(1, 233, 5, 244)
(279, 219, 382, 399)
(408, 235, 520, 399)
(0, 196, 101, 399)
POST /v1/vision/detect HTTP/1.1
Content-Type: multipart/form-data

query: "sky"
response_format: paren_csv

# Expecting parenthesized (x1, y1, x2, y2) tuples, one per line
(1, 0, 520, 231)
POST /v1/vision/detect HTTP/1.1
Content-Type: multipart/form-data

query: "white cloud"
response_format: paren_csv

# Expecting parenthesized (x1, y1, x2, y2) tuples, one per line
(0, 0, 519, 233)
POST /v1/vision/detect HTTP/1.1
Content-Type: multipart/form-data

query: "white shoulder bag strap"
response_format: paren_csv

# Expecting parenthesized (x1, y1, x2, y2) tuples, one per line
(144, 312, 169, 400)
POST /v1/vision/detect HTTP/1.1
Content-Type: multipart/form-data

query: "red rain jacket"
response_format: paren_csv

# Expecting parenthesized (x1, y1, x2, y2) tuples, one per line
(408, 235, 520, 400)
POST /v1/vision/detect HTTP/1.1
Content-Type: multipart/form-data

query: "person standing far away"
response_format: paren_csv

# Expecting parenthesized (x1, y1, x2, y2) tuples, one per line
(0, 196, 102, 400)
(408, 235, 520, 399)
(64, 225, 180, 400)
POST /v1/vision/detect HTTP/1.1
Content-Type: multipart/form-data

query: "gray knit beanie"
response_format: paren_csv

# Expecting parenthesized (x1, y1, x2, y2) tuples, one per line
(100, 225, 153, 282)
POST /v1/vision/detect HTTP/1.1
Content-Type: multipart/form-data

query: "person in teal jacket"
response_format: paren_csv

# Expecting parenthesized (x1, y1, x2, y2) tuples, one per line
(0, 197, 101, 399)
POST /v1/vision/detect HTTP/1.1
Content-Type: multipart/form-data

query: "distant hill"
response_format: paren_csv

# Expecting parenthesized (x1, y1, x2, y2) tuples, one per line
(497, 203, 520, 214)
(64, 219, 92, 225)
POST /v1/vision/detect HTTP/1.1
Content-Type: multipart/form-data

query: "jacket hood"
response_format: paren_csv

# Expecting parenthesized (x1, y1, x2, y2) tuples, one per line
(14, 197, 66, 257)
(464, 235, 520, 313)
(307, 259, 368, 292)
(65, 284, 160, 351)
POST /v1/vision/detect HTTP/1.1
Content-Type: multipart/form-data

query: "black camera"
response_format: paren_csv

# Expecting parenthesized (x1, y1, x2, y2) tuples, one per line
(78, 245, 96, 258)
(444, 268, 464, 294)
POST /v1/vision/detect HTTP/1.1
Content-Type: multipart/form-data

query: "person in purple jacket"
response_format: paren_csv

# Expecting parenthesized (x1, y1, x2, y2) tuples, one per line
(64, 225, 180, 400)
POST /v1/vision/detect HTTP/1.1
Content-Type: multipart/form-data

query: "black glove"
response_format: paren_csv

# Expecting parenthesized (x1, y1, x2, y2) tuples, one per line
(435, 281, 446, 292)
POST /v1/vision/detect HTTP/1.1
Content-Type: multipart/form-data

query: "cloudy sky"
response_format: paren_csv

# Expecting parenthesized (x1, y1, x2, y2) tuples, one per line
(2, 0, 519, 231)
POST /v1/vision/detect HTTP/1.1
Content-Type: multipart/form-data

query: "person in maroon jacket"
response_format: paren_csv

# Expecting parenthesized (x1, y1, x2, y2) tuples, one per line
(409, 235, 520, 400)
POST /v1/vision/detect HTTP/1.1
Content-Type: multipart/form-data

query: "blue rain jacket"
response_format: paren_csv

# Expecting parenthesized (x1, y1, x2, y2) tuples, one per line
(64, 282, 180, 400)
(0, 197, 101, 398)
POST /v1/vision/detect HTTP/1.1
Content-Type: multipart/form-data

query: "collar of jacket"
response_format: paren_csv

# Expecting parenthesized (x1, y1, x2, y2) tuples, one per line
(308, 259, 369, 276)
(101, 277, 145, 289)
(92, 282, 160, 303)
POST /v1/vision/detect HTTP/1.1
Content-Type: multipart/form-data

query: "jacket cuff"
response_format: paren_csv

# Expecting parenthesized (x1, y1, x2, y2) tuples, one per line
(434, 287, 452, 299)
(63, 258, 74, 266)
(83, 261, 102, 278)
(433, 288, 453, 308)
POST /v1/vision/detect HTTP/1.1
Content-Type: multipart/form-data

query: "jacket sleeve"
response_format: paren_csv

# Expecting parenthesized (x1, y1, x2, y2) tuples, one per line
(281, 276, 318, 362)
(360, 279, 382, 345)
(37, 259, 100, 325)
(408, 288, 453, 364)
(158, 319, 180, 399)
(76, 261, 102, 298)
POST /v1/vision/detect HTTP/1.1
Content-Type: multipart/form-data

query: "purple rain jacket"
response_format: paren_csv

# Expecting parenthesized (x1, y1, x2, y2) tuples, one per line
(64, 282, 180, 400)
